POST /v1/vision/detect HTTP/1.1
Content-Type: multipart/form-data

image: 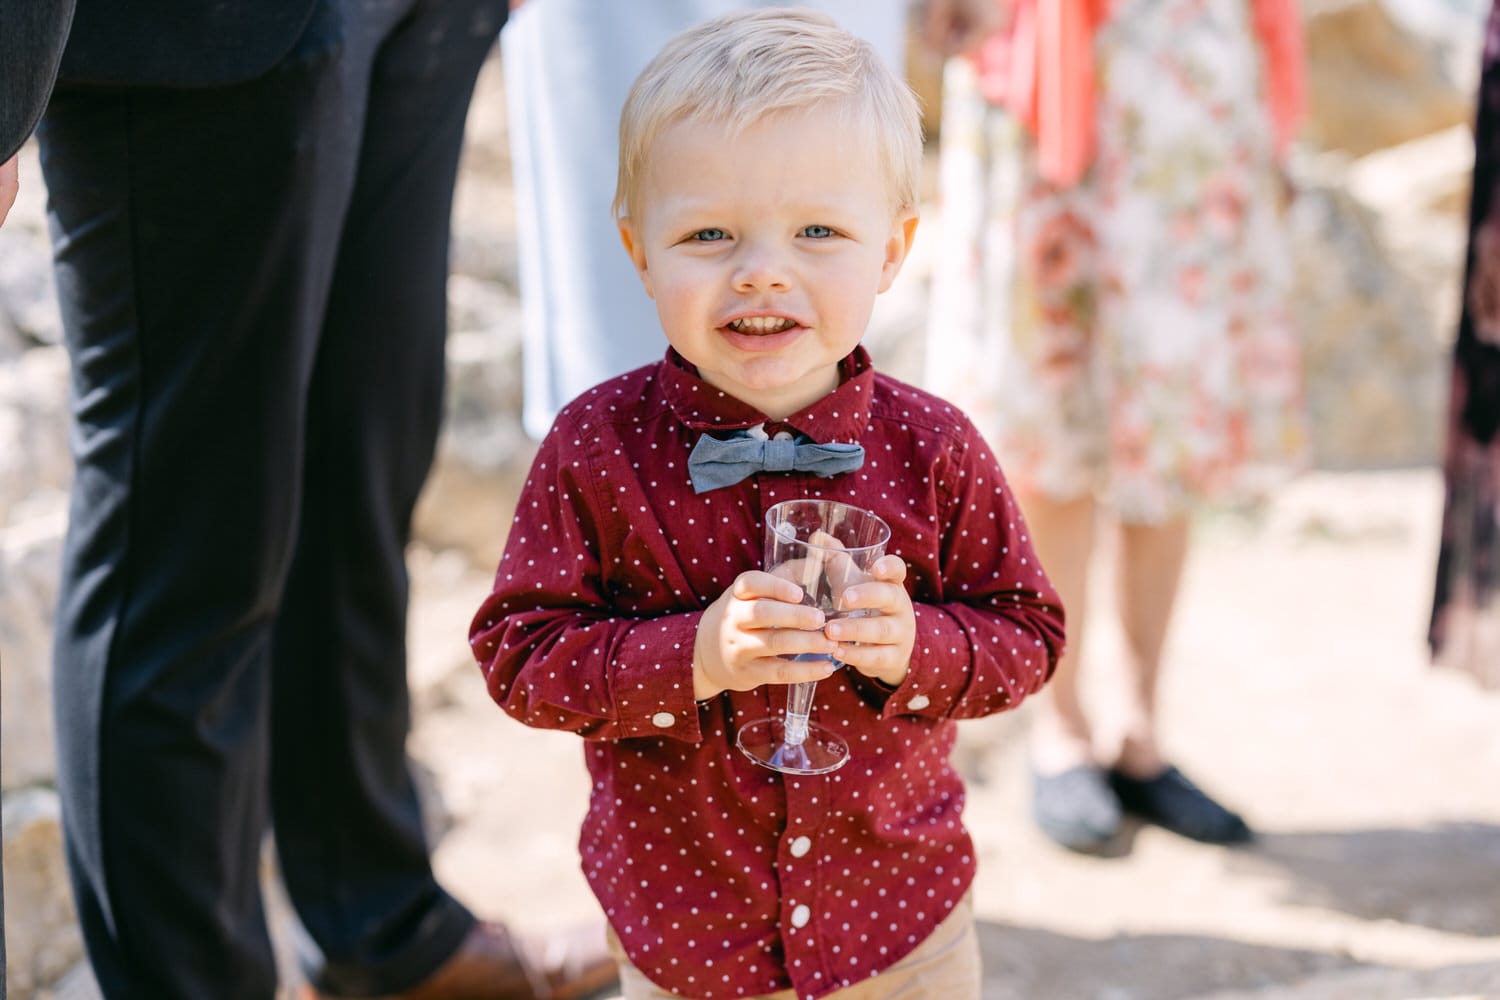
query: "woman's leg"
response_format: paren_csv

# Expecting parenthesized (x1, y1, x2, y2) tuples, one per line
(1107, 514, 1251, 843)
(1111, 514, 1191, 778)
(1017, 491, 1124, 851)
(1019, 492, 1099, 774)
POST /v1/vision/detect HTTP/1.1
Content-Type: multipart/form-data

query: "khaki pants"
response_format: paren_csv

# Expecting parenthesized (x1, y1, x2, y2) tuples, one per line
(607, 892, 980, 1000)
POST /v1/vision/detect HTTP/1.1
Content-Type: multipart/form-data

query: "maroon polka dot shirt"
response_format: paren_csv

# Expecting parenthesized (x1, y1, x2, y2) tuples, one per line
(470, 347, 1064, 999)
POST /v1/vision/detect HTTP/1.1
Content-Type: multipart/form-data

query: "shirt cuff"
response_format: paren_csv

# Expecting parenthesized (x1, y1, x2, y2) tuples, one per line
(879, 603, 972, 719)
(609, 613, 705, 741)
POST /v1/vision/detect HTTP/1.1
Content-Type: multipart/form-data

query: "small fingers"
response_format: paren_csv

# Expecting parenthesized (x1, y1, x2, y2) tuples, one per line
(833, 578, 906, 616)
(828, 642, 909, 688)
(872, 554, 907, 583)
(756, 619, 838, 659)
(736, 595, 823, 635)
(824, 612, 899, 647)
(760, 653, 839, 686)
(731, 569, 807, 606)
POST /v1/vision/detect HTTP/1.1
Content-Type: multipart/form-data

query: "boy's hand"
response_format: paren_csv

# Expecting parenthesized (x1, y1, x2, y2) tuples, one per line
(823, 554, 915, 689)
(693, 571, 840, 701)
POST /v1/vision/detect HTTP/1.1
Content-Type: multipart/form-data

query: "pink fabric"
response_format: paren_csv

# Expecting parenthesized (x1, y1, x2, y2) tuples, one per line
(973, 0, 1305, 185)
(1252, 0, 1307, 156)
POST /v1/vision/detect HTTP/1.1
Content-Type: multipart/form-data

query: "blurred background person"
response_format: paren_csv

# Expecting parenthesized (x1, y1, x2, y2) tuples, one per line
(1430, 0, 1500, 691)
(925, 0, 1307, 852)
(502, 0, 998, 439)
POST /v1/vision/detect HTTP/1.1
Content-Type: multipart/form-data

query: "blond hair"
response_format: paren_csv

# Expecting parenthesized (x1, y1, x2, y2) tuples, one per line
(613, 7, 923, 223)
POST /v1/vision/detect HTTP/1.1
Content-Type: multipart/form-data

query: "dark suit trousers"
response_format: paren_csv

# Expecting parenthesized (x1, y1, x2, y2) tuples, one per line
(38, 0, 506, 995)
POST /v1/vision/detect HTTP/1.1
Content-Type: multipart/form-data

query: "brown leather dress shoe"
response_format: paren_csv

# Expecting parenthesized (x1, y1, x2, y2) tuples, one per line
(299, 920, 618, 1000)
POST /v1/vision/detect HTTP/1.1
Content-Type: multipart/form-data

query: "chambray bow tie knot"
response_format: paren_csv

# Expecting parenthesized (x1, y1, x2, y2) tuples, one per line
(688, 430, 865, 493)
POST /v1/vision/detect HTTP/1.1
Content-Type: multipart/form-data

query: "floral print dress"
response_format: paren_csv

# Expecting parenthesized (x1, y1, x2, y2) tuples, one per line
(925, 0, 1306, 524)
(1429, 0, 1500, 689)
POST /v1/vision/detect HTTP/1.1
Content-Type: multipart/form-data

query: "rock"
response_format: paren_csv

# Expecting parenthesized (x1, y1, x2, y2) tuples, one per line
(34, 962, 103, 1000)
(414, 302, 535, 566)
(1286, 153, 1448, 467)
(2, 789, 86, 997)
(1346, 122, 1475, 219)
(0, 346, 72, 527)
(0, 144, 64, 350)
(1303, 0, 1479, 157)
(1346, 124, 1475, 338)
(1, 511, 66, 791)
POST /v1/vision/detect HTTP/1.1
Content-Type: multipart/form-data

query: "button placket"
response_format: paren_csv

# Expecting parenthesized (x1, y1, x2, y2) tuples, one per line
(779, 773, 835, 997)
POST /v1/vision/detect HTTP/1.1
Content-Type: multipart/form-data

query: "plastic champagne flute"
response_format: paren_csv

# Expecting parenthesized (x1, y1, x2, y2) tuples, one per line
(735, 499, 890, 775)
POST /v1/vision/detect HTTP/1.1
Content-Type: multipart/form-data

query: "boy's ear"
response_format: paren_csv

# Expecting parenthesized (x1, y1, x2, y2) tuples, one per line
(877, 208, 919, 294)
(617, 217, 655, 299)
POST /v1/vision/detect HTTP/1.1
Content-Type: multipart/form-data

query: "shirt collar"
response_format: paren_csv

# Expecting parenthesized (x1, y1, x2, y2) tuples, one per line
(659, 346, 875, 445)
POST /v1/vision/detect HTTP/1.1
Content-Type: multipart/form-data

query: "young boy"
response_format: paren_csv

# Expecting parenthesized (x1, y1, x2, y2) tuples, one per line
(470, 8, 1065, 998)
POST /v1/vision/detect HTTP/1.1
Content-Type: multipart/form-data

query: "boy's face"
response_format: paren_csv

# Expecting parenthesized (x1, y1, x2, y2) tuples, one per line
(619, 104, 918, 420)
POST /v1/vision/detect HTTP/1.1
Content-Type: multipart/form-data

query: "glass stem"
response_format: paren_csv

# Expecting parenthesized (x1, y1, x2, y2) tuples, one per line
(783, 680, 818, 746)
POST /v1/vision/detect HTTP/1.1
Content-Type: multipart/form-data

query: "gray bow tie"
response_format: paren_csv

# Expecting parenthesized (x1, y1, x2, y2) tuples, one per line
(688, 429, 865, 493)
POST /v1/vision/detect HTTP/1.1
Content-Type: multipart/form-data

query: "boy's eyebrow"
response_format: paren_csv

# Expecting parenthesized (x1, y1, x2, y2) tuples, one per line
(658, 191, 878, 216)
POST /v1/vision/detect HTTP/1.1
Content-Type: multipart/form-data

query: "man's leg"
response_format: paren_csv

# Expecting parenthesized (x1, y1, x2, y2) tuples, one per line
(41, 10, 366, 995)
(268, 0, 509, 993)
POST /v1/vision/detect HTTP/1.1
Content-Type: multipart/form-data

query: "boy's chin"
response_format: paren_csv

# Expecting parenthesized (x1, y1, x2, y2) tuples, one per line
(714, 365, 843, 418)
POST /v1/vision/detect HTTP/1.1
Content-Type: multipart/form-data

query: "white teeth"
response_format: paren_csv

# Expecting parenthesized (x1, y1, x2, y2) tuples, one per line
(729, 316, 795, 334)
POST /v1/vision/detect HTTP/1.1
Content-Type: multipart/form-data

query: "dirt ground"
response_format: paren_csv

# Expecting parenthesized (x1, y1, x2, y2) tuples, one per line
(393, 467, 1500, 1000)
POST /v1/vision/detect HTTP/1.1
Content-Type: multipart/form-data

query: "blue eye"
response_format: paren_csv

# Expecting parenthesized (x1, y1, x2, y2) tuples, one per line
(692, 228, 727, 242)
(801, 225, 835, 238)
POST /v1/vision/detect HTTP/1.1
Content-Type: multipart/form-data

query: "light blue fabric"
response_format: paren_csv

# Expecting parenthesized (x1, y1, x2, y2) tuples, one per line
(688, 431, 865, 493)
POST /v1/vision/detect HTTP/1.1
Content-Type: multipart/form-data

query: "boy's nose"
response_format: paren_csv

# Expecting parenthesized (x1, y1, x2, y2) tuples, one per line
(732, 245, 791, 292)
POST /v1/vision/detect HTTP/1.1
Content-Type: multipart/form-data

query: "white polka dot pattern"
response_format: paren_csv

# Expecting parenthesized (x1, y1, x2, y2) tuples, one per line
(469, 348, 1065, 999)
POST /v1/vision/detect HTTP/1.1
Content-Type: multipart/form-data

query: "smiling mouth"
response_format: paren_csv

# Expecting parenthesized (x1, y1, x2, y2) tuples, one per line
(727, 316, 798, 335)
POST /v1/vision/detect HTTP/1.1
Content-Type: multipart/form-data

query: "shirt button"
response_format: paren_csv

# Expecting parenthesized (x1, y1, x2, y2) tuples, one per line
(651, 711, 675, 728)
(906, 694, 931, 711)
(789, 836, 811, 858)
(791, 904, 811, 928)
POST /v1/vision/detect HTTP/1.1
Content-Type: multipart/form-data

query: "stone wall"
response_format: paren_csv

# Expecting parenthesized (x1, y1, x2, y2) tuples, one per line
(0, 3, 1487, 995)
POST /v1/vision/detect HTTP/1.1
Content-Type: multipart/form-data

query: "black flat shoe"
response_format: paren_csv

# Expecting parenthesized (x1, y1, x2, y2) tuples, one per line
(1032, 765, 1122, 852)
(1107, 765, 1253, 845)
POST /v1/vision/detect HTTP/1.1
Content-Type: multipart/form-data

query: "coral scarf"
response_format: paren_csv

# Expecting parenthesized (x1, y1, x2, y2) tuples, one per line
(972, 0, 1305, 185)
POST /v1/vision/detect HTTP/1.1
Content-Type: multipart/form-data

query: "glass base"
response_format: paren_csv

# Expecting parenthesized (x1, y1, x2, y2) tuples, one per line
(736, 718, 849, 775)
